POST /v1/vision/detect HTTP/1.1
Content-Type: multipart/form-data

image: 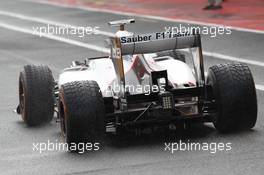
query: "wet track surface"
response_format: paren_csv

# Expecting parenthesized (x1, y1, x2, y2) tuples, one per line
(0, 0, 264, 174)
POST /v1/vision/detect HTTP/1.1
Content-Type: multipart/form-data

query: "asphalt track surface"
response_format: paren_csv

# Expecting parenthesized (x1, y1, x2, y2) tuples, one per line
(0, 0, 264, 175)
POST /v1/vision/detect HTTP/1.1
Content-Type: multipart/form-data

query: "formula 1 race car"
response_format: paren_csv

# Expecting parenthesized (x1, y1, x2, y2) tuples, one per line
(16, 19, 257, 147)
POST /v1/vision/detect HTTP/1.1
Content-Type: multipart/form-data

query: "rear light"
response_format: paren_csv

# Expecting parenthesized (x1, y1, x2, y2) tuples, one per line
(159, 92, 174, 109)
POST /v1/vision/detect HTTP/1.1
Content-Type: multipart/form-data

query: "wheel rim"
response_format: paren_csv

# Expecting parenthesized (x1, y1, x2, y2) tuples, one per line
(19, 77, 26, 120)
(59, 101, 66, 136)
(59, 90, 68, 141)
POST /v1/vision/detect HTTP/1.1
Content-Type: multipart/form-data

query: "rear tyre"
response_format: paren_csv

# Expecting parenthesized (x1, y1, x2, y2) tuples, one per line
(207, 63, 257, 133)
(59, 81, 106, 151)
(19, 65, 54, 126)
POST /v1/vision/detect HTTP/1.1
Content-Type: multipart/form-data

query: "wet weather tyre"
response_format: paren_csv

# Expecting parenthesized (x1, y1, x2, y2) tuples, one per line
(59, 81, 106, 149)
(207, 63, 257, 133)
(19, 65, 54, 126)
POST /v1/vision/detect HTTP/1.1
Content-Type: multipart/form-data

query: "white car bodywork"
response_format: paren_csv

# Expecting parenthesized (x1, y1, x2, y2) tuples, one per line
(58, 55, 196, 97)
(58, 30, 196, 97)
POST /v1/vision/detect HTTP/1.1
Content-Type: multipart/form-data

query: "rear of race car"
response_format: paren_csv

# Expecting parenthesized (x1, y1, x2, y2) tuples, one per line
(16, 20, 257, 149)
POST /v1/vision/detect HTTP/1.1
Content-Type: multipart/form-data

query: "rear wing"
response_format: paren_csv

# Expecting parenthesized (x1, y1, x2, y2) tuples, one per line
(119, 32, 201, 55)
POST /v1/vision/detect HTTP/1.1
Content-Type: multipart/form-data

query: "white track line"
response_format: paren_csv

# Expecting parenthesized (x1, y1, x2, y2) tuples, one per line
(21, 0, 264, 34)
(256, 84, 264, 91)
(0, 19, 263, 91)
(0, 10, 263, 68)
(0, 22, 109, 54)
(0, 11, 114, 37)
(202, 51, 264, 67)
